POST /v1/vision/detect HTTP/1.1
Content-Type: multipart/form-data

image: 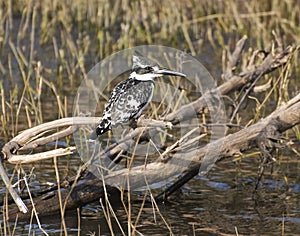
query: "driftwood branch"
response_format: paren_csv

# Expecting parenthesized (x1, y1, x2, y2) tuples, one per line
(164, 44, 294, 124)
(157, 92, 300, 199)
(99, 93, 300, 191)
(2, 117, 99, 155)
(6, 91, 300, 220)
(1, 36, 298, 219)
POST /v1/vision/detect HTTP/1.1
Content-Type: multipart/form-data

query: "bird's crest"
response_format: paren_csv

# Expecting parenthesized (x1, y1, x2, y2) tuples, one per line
(132, 52, 156, 70)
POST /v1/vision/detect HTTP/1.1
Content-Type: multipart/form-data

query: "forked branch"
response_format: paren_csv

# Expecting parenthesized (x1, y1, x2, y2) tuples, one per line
(1, 36, 298, 217)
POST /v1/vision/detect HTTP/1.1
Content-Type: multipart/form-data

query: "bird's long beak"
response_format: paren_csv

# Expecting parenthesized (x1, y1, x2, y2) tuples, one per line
(155, 68, 186, 77)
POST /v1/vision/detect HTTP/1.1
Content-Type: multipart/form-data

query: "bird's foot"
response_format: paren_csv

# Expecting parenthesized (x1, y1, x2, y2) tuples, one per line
(129, 119, 138, 129)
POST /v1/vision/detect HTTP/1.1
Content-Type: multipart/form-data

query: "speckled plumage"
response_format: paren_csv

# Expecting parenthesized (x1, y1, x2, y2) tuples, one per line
(95, 78, 154, 135)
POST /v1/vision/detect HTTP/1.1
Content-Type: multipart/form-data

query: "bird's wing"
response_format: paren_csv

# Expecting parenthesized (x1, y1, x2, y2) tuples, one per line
(103, 79, 138, 113)
(93, 80, 154, 137)
(109, 81, 154, 124)
(93, 80, 137, 136)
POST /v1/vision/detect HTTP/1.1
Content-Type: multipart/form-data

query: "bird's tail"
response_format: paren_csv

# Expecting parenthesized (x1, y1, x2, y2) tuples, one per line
(89, 117, 111, 140)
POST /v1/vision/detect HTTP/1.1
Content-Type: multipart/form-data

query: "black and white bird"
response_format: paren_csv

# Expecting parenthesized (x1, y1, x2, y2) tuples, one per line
(90, 54, 186, 139)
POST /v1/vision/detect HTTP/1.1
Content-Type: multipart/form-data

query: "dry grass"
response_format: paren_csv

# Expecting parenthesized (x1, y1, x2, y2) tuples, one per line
(1, 0, 299, 135)
(0, 0, 299, 235)
(0, 0, 298, 138)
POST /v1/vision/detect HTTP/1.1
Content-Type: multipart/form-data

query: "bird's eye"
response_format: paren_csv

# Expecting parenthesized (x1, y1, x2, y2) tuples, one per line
(135, 67, 153, 74)
(146, 66, 153, 71)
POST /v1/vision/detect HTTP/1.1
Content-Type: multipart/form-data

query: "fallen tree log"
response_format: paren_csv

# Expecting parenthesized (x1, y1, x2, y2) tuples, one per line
(5, 91, 300, 221)
(1, 36, 298, 219)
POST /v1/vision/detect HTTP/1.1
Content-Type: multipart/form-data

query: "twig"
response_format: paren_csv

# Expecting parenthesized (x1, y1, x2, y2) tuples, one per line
(0, 160, 28, 213)
(20, 126, 74, 150)
(223, 35, 247, 81)
(229, 70, 265, 123)
(7, 147, 76, 164)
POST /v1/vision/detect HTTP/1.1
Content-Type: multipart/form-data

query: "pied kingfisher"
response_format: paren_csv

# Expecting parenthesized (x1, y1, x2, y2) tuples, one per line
(90, 53, 186, 139)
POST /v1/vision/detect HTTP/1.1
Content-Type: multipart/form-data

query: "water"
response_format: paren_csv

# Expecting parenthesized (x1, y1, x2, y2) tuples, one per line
(2, 74, 300, 235)
(2, 153, 299, 235)
(1, 17, 300, 236)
